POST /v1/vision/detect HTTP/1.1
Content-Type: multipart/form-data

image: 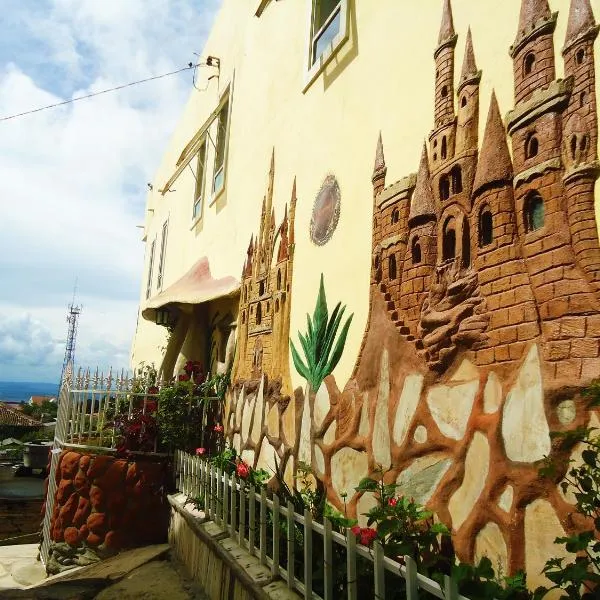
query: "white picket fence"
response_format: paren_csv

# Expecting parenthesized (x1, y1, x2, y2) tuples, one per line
(174, 451, 475, 600)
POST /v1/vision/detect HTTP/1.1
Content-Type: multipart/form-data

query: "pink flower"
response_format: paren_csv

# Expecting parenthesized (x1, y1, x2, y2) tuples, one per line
(388, 497, 398, 507)
(178, 374, 190, 382)
(213, 424, 224, 433)
(195, 447, 206, 456)
(351, 525, 361, 537)
(236, 462, 250, 479)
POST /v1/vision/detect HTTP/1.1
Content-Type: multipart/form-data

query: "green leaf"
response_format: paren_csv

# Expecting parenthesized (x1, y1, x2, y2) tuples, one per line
(356, 477, 378, 492)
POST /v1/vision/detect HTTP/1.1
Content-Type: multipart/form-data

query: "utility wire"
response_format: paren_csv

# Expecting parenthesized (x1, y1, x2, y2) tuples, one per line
(0, 63, 198, 123)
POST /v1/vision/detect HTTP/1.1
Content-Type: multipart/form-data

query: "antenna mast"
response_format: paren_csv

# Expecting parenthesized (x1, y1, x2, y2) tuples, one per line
(58, 280, 82, 397)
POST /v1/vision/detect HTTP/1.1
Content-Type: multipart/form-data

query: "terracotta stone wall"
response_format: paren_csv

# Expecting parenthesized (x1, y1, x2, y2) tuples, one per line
(47, 450, 170, 572)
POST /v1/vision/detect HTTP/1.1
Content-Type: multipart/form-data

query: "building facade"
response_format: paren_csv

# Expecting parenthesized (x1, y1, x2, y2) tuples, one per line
(132, 0, 600, 590)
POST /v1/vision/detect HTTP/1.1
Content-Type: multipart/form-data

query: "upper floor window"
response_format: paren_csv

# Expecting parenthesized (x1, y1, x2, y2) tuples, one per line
(391, 207, 399, 224)
(157, 220, 168, 290)
(389, 255, 397, 280)
(193, 138, 207, 221)
(212, 97, 230, 196)
(145, 240, 156, 299)
(524, 193, 544, 233)
(311, 0, 342, 65)
(439, 175, 450, 201)
(304, 0, 349, 90)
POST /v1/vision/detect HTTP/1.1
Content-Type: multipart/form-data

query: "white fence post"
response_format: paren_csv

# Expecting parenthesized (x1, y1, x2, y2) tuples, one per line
(347, 529, 357, 600)
(303, 509, 313, 599)
(287, 501, 295, 589)
(405, 555, 418, 600)
(374, 541, 385, 600)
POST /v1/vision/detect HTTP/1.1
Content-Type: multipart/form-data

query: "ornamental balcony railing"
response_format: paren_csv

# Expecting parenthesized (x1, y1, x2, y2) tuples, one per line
(174, 450, 479, 600)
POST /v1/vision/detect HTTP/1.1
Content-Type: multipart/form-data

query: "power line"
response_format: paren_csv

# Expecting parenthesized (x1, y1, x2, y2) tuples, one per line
(0, 63, 197, 123)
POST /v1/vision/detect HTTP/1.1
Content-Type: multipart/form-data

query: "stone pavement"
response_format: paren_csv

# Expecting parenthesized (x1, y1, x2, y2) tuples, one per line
(0, 545, 45, 590)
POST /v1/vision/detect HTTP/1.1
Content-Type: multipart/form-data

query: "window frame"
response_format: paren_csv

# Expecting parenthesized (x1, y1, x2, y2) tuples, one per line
(145, 239, 156, 300)
(156, 220, 169, 290)
(210, 89, 233, 203)
(303, 0, 350, 93)
(192, 137, 208, 224)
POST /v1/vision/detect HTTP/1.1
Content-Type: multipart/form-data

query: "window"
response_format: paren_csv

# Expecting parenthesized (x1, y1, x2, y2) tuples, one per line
(441, 85, 448, 98)
(192, 138, 207, 221)
(145, 240, 156, 299)
(571, 135, 578, 160)
(441, 136, 447, 159)
(277, 269, 282, 290)
(411, 238, 421, 264)
(524, 52, 535, 75)
(212, 98, 230, 196)
(462, 220, 471, 267)
(443, 217, 456, 261)
(389, 255, 397, 280)
(156, 221, 168, 290)
(479, 207, 493, 247)
(304, 0, 349, 90)
(259, 280, 265, 296)
(576, 49, 585, 65)
(461, 96, 467, 108)
(439, 175, 450, 201)
(525, 134, 538, 159)
(311, 0, 342, 65)
(391, 208, 399, 224)
(451, 166, 462, 194)
(524, 193, 544, 232)
(256, 302, 262, 325)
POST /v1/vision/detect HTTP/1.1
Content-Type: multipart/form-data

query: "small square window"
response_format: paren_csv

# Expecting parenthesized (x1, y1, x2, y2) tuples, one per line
(192, 138, 207, 221)
(212, 98, 230, 196)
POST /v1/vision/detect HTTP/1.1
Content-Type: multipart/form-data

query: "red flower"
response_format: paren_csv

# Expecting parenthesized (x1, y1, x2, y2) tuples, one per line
(360, 528, 377, 546)
(178, 374, 190, 382)
(213, 424, 224, 433)
(195, 447, 206, 456)
(236, 462, 250, 479)
(350, 526, 377, 547)
(184, 360, 194, 375)
(388, 497, 398, 507)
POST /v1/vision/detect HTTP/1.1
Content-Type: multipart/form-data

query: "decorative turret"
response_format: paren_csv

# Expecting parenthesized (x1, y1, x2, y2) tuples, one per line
(409, 144, 436, 226)
(472, 92, 513, 198)
(457, 28, 482, 154)
(434, 0, 457, 128)
(372, 132, 387, 197)
(510, 0, 557, 105)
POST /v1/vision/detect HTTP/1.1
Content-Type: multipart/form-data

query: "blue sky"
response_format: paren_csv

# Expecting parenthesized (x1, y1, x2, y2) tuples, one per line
(0, 0, 221, 382)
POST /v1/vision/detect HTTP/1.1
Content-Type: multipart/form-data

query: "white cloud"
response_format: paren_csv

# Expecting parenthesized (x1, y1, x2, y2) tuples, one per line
(0, 0, 221, 382)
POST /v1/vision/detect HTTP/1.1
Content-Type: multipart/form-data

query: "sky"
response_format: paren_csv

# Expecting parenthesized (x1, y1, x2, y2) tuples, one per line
(0, 0, 221, 383)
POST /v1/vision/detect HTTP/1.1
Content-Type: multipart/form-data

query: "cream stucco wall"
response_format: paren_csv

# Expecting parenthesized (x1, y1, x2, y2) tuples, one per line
(131, 0, 600, 390)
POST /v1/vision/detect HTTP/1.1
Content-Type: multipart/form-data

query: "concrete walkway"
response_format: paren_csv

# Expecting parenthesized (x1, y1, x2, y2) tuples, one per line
(0, 545, 45, 590)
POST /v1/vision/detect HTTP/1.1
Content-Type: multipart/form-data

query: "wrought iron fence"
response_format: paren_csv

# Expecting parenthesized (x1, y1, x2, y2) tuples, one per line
(174, 450, 476, 600)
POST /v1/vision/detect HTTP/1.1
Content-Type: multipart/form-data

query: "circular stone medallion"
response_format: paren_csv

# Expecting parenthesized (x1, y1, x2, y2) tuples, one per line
(310, 174, 341, 246)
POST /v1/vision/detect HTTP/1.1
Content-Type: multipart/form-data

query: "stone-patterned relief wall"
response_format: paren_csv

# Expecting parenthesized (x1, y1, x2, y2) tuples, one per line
(225, 0, 600, 591)
(47, 450, 170, 574)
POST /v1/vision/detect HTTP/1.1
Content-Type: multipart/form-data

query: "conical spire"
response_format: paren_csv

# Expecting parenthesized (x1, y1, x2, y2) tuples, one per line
(438, 0, 456, 46)
(409, 143, 436, 223)
(460, 28, 478, 83)
(372, 131, 386, 179)
(565, 0, 596, 45)
(472, 91, 513, 197)
(517, 0, 551, 35)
